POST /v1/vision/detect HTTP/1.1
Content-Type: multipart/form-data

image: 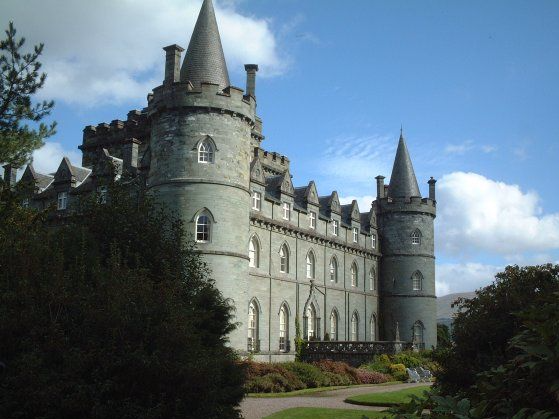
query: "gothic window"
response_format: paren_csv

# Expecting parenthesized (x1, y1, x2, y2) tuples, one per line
(248, 301, 259, 352)
(351, 262, 358, 287)
(352, 227, 358, 243)
(251, 191, 261, 211)
(198, 139, 214, 163)
(306, 251, 315, 279)
(351, 311, 359, 341)
(372, 234, 377, 249)
(97, 185, 108, 204)
(279, 304, 289, 352)
(332, 220, 339, 236)
(282, 202, 291, 220)
(370, 314, 377, 341)
(309, 211, 316, 229)
(22, 198, 29, 208)
(329, 257, 338, 283)
(306, 304, 316, 340)
(413, 321, 424, 344)
(249, 235, 260, 268)
(369, 267, 376, 291)
(57, 191, 68, 210)
(412, 271, 423, 291)
(196, 213, 211, 242)
(330, 309, 338, 341)
(411, 229, 421, 245)
(279, 244, 289, 273)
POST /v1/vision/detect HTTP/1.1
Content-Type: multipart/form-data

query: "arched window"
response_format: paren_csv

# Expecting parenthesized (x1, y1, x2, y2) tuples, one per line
(198, 139, 214, 163)
(411, 229, 421, 245)
(249, 236, 260, 268)
(412, 271, 423, 291)
(329, 257, 338, 283)
(279, 304, 289, 352)
(196, 214, 211, 242)
(369, 268, 376, 291)
(306, 304, 316, 340)
(351, 262, 358, 287)
(370, 315, 377, 341)
(413, 321, 424, 345)
(329, 309, 338, 341)
(279, 244, 289, 273)
(306, 251, 315, 279)
(248, 301, 259, 352)
(351, 311, 359, 341)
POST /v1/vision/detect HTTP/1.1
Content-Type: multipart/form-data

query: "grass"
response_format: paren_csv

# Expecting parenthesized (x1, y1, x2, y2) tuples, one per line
(263, 407, 393, 419)
(247, 381, 402, 398)
(345, 385, 431, 407)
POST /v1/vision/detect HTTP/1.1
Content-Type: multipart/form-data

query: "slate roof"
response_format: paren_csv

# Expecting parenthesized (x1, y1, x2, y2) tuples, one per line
(180, 0, 230, 90)
(387, 133, 421, 198)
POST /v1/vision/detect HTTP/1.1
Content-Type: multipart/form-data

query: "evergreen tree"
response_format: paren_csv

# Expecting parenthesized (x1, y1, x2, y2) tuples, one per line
(0, 21, 56, 168)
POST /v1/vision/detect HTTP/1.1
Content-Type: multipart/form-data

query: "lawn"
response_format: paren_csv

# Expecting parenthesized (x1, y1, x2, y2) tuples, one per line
(345, 385, 431, 407)
(263, 407, 393, 419)
(248, 381, 401, 398)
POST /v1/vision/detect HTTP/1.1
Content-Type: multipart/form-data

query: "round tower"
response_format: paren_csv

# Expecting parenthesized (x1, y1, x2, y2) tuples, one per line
(377, 132, 437, 349)
(147, 0, 255, 350)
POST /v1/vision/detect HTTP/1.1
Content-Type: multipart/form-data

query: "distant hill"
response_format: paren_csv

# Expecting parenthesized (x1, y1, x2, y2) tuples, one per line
(437, 292, 476, 325)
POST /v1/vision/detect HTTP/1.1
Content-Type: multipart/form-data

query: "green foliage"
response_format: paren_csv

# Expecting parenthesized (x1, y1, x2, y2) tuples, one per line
(361, 351, 437, 380)
(437, 324, 451, 349)
(346, 385, 431, 407)
(0, 183, 245, 419)
(294, 315, 304, 361)
(283, 362, 330, 388)
(0, 22, 56, 167)
(388, 364, 407, 382)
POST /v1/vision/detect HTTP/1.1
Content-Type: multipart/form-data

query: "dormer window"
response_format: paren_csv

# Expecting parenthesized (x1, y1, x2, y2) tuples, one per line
(282, 202, 291, 220)
(352, 227, 358, 243)
(198, 139, 214, 163)
(332, 220, 339, 236)
(57, 192, 68, 210)
(251, 191, 261, 211)
(309, 211, 316, 229)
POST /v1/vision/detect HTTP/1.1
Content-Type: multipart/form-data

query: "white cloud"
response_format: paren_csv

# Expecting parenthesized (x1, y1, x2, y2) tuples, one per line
(444, 140, 474, 155)
(339, 195, 375, 213)
(437, 172, 559, 256)
(31, 142, 81, 174)
(1, 0, 284, 107)
(436, 262, 500, 296)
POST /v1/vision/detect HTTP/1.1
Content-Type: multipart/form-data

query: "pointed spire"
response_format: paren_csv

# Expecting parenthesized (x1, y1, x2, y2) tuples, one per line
(387, 130, 421, 198)
(180, 0, 230, 90)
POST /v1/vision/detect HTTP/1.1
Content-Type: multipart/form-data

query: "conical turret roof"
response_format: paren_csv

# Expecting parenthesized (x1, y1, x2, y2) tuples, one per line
(180, 0, 230, 90)
(387, 132, 421, 198)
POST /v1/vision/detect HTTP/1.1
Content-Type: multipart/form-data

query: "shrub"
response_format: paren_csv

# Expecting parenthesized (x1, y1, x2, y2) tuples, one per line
(354, 369, 392, 384)
(283, 362, 329, 388)
(322, 371, 353, 386)
(243, 361, 305, 393)
(360, 353, 392, 374)
(389, 363, 408, 381)
(392, 352, 423, 368)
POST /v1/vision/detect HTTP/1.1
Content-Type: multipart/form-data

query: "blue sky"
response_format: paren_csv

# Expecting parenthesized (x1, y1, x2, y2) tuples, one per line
(2, 0, 558, 295)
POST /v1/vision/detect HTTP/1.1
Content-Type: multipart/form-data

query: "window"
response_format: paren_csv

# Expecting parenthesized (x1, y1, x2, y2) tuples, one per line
(279, 244, 289, 273)
(248, 301, 259, 352)
(306, 304, 316, 340)
(330, 310, 338, 341)
(97, 185, 108, 204)
(352, 227, 358, 243)
(198, 139, 214, 163)
(412, 271, 423, 291)
(309, 211, 316, 229)
(369, 268, 376, 291)
(329, 257, 338, 283)
(411, 229, 421, 245)
(413, 321, 424, 344)
(332, 220, 339, 236)
(306, 252, 315, 279)
(196, 214, 211, 242)
(370, 315, 377, 341)
(371, 234, 377, 249)
(282, 202, 291, 220)
(251, 191, 261, 211)
(350, 262, 358, 287)
(279, 305, 289, 352)
(351, 312, 359, 341)
(21, 198, 29, 208)
(249, 236, 260, 268)
(57, 191, 68, 210)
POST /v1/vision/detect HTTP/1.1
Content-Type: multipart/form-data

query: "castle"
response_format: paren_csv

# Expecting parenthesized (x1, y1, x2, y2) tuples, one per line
(5, 0, 437, 361)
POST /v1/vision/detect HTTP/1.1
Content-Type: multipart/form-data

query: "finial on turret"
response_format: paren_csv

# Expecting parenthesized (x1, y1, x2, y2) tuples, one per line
(400, 124, 403, 139)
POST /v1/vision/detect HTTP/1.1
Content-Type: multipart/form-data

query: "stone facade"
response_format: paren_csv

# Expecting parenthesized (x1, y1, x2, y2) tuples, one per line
(6, 0, 437, 361)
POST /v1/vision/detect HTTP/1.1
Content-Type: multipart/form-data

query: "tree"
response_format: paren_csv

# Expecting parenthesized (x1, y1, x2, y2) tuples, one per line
(436, 323, 451, 349)
(0, 183, 245, 419)
(0, 21, 56, 168)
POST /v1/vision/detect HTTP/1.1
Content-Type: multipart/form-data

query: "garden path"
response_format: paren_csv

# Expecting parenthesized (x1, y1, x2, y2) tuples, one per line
(240, 382, 429, 419)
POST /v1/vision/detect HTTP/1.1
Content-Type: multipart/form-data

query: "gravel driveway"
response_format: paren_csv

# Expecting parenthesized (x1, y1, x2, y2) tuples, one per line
(240, 382, 429, 419)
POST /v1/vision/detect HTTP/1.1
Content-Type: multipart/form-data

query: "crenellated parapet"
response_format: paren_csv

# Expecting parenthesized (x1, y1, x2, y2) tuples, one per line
(376, 196, 436, 217)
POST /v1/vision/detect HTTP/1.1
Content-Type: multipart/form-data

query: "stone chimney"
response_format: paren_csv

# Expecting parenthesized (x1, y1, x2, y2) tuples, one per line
(163, 44, 185, 84)
(428, 177, 437, 201)
(122, 139, 140, 173)
(244, 64, 259, 97)
(3, 164, 17, 190)
(375, 175, 385, 199)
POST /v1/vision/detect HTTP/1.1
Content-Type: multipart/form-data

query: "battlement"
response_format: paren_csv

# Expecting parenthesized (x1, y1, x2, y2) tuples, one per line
(255, 148, 290, 175)
(376, 196, 436, 216)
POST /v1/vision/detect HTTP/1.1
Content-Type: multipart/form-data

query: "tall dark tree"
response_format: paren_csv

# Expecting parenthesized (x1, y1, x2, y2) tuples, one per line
(0, 183, 245, 419)
(0, 21, 56, 167)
